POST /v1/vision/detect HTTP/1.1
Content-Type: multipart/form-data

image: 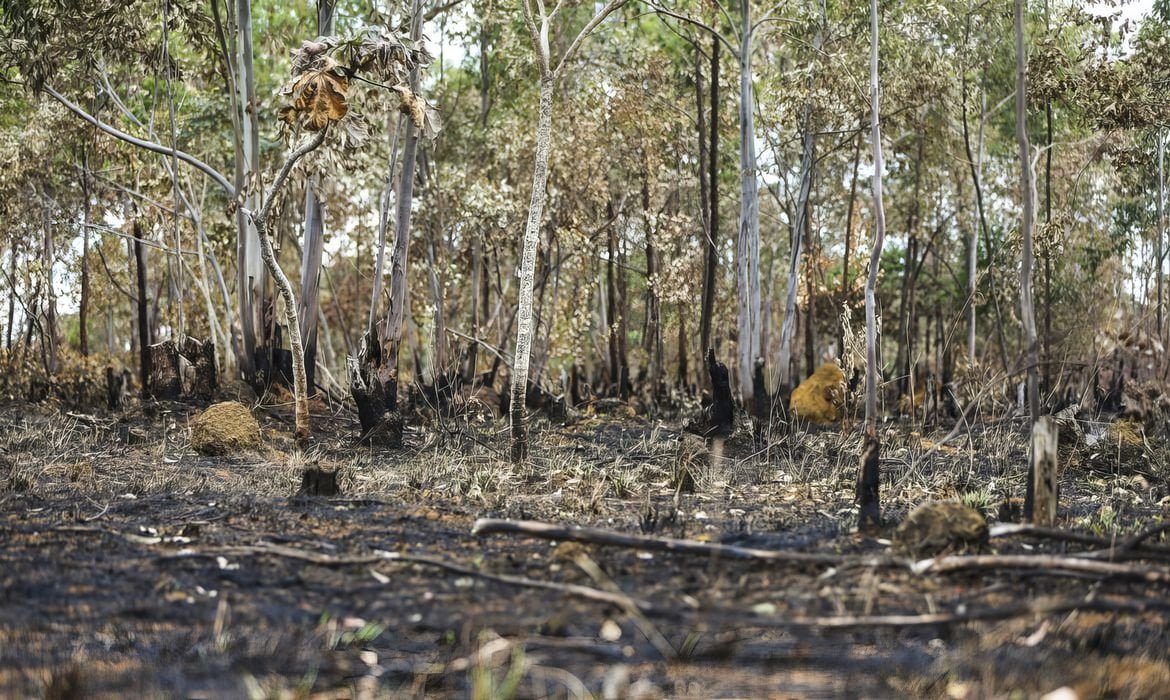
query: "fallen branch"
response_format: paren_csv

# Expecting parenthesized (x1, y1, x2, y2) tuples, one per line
(728, 595, 1170, 631)
(913, 553, 1170, 583)
(472, 518, 885, 567)
(165, 543, 663, 612)
(991, 522, 1170, 561)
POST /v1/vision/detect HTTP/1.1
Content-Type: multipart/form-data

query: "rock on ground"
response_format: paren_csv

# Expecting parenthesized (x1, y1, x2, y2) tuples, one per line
(190, 401, 262, 455)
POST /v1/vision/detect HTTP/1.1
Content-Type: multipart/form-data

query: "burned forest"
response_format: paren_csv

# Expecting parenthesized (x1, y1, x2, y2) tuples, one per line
(2, 0, 1170, 696)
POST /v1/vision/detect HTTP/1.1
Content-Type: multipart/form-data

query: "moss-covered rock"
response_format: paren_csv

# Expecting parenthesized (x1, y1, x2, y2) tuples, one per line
(190, 401, 262, 455)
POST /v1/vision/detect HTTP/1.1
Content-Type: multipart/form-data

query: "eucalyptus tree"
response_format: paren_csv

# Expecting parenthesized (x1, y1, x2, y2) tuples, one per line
(858, 0, 887, 530)
(509, 0, 628, 462)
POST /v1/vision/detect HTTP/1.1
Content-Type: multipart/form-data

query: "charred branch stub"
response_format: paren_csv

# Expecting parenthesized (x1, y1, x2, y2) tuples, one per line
(686, 349, 735, 438)
(296, 467, 340, 498)
(752, 357, 771, 433)
(858, 433, 882, 532)
(348, 330, 403, 447)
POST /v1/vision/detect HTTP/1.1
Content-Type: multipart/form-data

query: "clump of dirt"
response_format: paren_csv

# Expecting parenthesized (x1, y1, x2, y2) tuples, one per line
(190, 401, 262, 455)
(894, 501, 988, 557)
(790, 361, 846, 424)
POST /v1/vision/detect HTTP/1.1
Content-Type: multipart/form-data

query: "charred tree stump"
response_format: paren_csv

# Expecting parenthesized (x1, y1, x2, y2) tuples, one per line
(296, 467, 340, 497)
(752, 357, 771, 438)
(347, 330, 403, 447)
(858, 433, 882, 532)
(182, 337, 218, 401)
(147, 341, 182, 400)
(1031, 416, 1058, 526)
(106, 366, 125, 410)
(686, 349, 735, 438)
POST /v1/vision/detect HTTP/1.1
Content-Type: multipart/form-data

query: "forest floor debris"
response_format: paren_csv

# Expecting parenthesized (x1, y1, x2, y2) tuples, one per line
(2, 399, 1170, 698)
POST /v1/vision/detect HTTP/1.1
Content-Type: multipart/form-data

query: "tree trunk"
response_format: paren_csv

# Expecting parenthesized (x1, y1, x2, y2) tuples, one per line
(133, 221, 151, 398)
(960, 71, 1010, 372)
(298, 0, 335, 396)
(511, 74, 556, 461)
(1016, 0, 1041, 518)
(839, 131, 862, 359)
(895, 136, 923, 401)
(5, 247, 15, 350)
(1159, 130, 1167, 349)
(778, 109, 817, 406)
(641, 173, 663, 399)
(79, 171, 90, 357)
(736, 0, 762, 406)
(859, 0, 887, 531)
(699, 37, 720, 383)
(299, 181, 325, 392)
(234, 0, 263, 381)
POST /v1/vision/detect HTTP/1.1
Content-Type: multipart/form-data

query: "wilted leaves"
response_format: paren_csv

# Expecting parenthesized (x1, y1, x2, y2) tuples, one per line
(279, 62, 349, 132)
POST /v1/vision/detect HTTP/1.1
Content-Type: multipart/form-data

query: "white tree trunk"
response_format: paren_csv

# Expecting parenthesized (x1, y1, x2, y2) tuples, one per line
(235, 0, 263, 377)
(511, 75, 556, 461)
(736, 0, 761, 405)
(1016, 0, 1038, 423)
(865, 0, 886, 434)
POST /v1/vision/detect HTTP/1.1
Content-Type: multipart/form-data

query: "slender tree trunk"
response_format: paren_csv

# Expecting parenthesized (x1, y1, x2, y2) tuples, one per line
(5, 248, 15, 350)
(839, 130, 862, 359)
(699, 38, 720, 382)
(1016, 0, 1041, 518)
(695, 42, 709, 354)
(643, 175, 663, 397)
(960, 75, 1010, 373)
(736, 0, 762, 406)
(298, 0, 336, 395)
(252, 130, 328, 445)
(606, 200, 619, 388)
(896, 136, 923, 400)
(859, 0, 886, 530)
(133, 221, 151, 397)
(778, 109, 817, 404)
(1158, 130, 1167, 348)
(79, 166, 91, 357)
(40, 201, 58, 376)
(234, 0, 263, 380)
(511, 75, 555, 461)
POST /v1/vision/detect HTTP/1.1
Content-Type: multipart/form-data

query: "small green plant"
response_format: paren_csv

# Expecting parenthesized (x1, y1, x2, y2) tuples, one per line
(470, 644, 526, 700)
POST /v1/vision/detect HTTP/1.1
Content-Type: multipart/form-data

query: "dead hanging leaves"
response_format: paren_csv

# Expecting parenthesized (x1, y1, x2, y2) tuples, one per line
(277, 31, 441, 143)
(279, 57, 349, 132)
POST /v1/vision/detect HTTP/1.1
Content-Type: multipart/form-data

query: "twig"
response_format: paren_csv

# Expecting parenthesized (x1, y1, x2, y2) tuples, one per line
(472, 518, 884, 567)
(573, 552, 676, 659)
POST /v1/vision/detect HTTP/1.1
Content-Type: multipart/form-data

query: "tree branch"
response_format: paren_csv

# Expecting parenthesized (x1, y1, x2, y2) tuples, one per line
(645, 2, 739, 59)
(554, 0, 631, 76)
(43, 85, 236, 198)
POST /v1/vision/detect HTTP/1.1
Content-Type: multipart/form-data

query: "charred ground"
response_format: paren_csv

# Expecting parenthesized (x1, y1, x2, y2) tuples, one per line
(2, 395, 1170, 699)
